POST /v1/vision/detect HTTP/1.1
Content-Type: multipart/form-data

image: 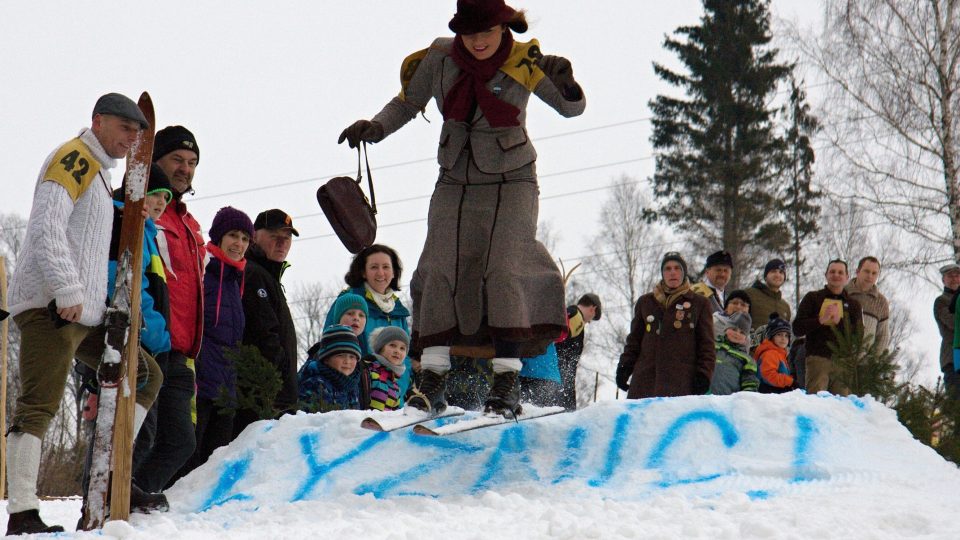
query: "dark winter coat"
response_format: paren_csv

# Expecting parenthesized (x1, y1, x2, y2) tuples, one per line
(155, 198, 206, 358)
(242, 244, 298, 413)
(324, 286, 412, 405)
(617, 281, 716, 398)
(934, 287, 957, 372)
(372, 37, 584, 356)
(298, 361, 362, 412)
(746, 280, 792, 330)
(196, 244, 246, 401)
(792, 286, 863, 359)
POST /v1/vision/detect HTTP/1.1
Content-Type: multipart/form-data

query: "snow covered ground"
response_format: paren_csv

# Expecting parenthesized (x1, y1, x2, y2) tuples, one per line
(5, 392, 960, 539)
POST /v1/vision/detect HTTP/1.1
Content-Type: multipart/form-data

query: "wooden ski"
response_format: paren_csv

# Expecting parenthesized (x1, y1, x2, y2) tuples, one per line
(81, 92, 154, 529)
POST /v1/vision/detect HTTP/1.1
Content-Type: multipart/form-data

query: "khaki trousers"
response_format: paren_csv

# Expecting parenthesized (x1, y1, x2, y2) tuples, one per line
(11, 308, 163, 439)
(804, 354, 850, 397)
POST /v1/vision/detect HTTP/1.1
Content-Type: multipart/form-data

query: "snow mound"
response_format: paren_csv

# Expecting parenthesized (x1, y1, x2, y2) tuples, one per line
(167, 392, 958, 514)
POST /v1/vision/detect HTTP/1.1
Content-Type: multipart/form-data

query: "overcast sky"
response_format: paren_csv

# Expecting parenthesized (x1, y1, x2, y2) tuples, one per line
(4, 1, 942, 385)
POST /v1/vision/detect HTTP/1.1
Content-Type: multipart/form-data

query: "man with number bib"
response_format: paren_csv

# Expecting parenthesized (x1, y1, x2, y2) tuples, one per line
(4, 94, 162, 535)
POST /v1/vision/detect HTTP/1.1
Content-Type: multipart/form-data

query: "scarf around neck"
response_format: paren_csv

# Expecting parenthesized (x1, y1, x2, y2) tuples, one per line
(365, 282, 397, 314)
(443, 31, 521, 128)
(654, 278, 692, 309)
(372, 353, 406, 377)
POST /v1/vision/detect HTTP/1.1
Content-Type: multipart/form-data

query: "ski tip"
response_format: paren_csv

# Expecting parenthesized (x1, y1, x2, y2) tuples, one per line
(360, 418, 384, 431)
(412, 424, 439, 436)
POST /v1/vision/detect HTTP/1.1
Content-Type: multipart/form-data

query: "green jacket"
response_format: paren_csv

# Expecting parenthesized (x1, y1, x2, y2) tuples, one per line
(746, 280, 791, 330)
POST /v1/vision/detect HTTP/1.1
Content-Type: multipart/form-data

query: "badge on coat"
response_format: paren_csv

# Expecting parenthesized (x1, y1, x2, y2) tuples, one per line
(257, 288, 268, 298)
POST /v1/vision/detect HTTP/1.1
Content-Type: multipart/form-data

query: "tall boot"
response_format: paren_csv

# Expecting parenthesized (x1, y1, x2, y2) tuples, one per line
(484, 360, 522, 417)
(406, 369, 448, 414)
(6, 432, 64, 535)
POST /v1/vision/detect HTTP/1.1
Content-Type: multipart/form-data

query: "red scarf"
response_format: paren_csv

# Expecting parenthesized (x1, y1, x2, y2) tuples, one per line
(206, 242, 247, 326)
(443, 31, 521, 128)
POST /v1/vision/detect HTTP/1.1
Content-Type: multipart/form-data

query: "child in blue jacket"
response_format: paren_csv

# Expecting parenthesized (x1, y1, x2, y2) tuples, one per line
(298, 325, 364, 412)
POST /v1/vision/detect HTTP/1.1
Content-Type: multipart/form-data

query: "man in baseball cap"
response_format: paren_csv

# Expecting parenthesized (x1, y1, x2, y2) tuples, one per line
(234, 208, 300, 436)
(253, 209, 300, 237)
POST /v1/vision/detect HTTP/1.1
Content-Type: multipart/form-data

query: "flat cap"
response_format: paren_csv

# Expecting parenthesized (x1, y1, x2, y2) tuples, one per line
(940, 263, 960, 275)
(92, 93, 149, 129)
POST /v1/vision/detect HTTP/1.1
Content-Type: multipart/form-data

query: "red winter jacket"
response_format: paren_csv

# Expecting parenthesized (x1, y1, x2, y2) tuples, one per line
(156, 198, 205, 358)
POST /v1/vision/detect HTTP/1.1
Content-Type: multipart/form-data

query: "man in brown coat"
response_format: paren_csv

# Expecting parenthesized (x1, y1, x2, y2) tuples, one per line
(934, 263, 960, 398)
(844, 256, 890, 352)
(616, 252, 716, 398)
(793, 259, 864, 396)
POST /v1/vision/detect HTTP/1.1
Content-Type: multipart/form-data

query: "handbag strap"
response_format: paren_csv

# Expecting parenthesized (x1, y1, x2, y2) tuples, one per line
(356, 143, 377, 215)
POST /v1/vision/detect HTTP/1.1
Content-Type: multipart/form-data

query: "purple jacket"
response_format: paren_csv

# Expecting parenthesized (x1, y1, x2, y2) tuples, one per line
(196, 243, 247, 401)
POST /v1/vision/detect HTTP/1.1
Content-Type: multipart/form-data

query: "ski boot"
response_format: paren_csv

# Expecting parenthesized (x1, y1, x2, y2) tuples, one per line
(7, 510, 64, 536)
(406, 369, 448, 414)
(484, 370, 522, 417)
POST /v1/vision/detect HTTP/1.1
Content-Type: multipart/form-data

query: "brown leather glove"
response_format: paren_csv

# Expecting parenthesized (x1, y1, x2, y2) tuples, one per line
(537, 55, 582, 101)
(337, 120, 384, 148)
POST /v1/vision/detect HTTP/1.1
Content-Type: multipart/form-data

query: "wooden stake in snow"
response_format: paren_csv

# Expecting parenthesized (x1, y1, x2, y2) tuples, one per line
(1, 255, 8, 501)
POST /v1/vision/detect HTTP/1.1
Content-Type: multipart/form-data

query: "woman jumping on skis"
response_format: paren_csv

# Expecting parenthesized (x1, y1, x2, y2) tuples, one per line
(338, 0, 585, 417)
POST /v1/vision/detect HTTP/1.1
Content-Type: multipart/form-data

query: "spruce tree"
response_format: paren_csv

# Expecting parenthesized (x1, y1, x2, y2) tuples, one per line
(649, 0, 794, 283)
(826, 321, 898, 401)
(215, 344, 282, 421)
(780, 76, 821, 309)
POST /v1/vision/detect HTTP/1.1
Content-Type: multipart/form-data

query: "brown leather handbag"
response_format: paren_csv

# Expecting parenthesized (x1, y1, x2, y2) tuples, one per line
(317, 143, 378, 253)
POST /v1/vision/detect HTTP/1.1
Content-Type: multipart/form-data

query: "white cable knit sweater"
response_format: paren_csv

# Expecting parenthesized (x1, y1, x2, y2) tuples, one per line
(8, 128, 116, 327)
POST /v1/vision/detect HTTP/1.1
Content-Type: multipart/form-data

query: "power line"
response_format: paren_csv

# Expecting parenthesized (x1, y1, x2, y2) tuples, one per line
(190, 118, 652, 203)
(189, 106, 881, 205)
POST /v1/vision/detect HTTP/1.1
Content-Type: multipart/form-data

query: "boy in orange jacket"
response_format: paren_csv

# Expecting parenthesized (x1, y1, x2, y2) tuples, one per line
(753, 313, 796, 393)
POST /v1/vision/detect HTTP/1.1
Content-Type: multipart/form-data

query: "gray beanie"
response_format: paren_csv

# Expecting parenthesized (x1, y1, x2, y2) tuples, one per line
(714, 311, 752, 341)
(369, 326, 410, 354)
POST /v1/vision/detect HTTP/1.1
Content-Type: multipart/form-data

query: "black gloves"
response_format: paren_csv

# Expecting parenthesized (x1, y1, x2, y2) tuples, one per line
(615, 362, 632, 392)
(694, 372, 711, 395)
(337, 120, 384, 148)
(538, 55, 582, 101)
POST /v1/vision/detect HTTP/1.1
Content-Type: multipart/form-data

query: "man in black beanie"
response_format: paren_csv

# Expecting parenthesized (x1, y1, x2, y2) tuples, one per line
(746, 258, 792, 331)
(132, 125, 205, 493)
(616, 251, 715, 398)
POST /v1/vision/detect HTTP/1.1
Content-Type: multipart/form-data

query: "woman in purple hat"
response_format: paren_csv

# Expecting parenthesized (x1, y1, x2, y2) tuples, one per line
(338, 0, 585, 417)
(186, 206, 254, 473)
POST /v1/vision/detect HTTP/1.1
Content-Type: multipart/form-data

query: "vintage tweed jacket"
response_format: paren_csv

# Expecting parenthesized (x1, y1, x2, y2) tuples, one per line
(371, 37, 585, 355)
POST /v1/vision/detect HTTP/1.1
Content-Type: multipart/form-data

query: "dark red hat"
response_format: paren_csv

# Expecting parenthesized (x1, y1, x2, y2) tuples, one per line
(448, 0, 526, 35)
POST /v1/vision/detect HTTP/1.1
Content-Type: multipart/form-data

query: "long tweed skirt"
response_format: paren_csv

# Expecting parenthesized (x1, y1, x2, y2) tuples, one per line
(410, 167, 565, 357)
